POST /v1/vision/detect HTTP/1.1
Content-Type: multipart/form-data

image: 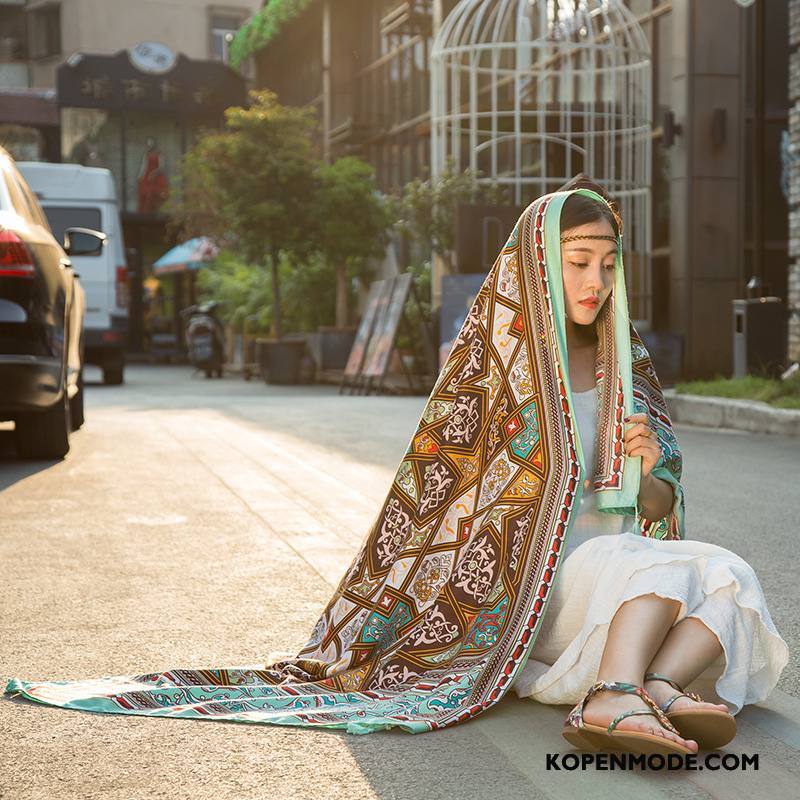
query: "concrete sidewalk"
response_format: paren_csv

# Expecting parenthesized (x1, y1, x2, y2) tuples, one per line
(664, 389, 800, 437)
(1, 365, 798, 800)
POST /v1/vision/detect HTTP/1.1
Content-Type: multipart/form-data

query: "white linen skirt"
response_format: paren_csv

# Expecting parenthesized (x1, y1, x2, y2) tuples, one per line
(511, 532, 790, 715)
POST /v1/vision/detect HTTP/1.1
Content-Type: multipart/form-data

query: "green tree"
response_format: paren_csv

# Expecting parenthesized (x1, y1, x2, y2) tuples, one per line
(197, 248, 338, 335)
(196, 249, 271, 331)
(311, 157, 392, 328)
(166, 89, 318, 338)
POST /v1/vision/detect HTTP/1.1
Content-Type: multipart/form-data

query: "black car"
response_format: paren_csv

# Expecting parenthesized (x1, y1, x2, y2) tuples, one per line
(0, 147, 104, 458)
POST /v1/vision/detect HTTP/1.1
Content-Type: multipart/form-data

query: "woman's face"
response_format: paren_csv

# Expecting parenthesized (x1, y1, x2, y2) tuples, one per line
(560, 218, 618, 325)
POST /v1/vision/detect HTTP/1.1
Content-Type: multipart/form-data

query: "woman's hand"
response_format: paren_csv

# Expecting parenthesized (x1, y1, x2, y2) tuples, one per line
(622, 412, 662, 479)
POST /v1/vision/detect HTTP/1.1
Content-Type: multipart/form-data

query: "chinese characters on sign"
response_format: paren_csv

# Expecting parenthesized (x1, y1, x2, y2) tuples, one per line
(78, 73, 221, 110)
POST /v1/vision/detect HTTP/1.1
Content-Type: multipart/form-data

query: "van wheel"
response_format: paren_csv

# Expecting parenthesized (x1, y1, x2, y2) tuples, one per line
(70, 369, 85, 430)
(15, 391, 71, 459)
(103, 353, 124, 385)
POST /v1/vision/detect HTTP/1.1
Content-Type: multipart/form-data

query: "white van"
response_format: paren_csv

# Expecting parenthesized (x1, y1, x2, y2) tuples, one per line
(17, 162, 128, 385)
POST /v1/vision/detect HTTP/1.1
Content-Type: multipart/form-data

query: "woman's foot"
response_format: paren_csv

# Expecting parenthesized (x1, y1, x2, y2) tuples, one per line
(581, 688, 699, 753)
(643, 678, 730, 715)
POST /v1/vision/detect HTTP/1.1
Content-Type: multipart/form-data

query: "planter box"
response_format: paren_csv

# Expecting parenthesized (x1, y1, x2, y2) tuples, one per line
(256, 336, 309, 385)
(307, 326, 357, 370)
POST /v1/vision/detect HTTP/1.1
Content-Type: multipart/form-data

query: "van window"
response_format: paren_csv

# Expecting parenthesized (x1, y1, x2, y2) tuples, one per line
(40, 206, 103, 254)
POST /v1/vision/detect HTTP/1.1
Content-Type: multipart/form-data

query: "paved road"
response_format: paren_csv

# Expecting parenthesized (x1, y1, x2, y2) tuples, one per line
(1, 365, 798, 800)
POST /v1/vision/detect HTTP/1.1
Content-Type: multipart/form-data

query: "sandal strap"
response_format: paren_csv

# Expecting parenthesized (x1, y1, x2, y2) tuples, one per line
(661, 690, 705, 712)
(645, 672, 705, 710)
(607, 707, 661, 735)
(662, 693, 684, 713)
(565, 679, 681, 735)
(644, 672, 684, 692)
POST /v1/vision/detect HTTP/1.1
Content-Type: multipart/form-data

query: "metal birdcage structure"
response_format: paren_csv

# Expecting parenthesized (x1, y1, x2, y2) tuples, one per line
(431, 0, 654, 323)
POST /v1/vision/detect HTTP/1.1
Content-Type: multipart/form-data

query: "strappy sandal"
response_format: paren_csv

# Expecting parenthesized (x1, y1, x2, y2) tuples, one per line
(644, 672, 736, 750)
(561, 679, 695, 755)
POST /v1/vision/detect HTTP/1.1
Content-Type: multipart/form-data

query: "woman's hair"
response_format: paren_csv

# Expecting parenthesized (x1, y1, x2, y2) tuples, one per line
(557, 173, 623, 239)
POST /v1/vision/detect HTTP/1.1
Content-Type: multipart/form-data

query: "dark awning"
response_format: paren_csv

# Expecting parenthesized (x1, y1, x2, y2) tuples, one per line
(0, 88, 59, 126)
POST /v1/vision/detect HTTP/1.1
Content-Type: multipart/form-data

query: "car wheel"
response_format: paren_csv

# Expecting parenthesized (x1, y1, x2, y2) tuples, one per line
(103, 353, 124, 385)
(15, 391, 71, 459)
(70, 369, 85, 430)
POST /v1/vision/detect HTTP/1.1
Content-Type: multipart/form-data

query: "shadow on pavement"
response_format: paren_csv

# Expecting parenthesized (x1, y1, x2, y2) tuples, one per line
(0, 429, 60, 491)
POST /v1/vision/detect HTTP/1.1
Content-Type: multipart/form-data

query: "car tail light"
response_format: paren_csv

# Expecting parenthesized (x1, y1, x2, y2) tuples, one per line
(115, 265, 129, 309)
(0, 229, 35, 278)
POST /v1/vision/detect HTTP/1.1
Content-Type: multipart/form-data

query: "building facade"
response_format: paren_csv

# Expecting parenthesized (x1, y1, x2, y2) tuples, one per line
(0, 0, 260, 351)
(238, 0, 789, 382)
(1, 0, 261, 161)
(1, 0, 260, 89)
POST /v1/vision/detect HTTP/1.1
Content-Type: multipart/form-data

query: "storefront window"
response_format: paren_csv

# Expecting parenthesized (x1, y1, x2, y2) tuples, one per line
(123, 111, 183, 214)
(61, 107, 124, 204)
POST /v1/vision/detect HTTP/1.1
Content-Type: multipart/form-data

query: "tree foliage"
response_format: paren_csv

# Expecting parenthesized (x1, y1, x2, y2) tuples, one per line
(166, 89, 318, 337)
(311, 157, 392, 328)
(390, 157, 511, 271)
(166, 94, 512, 341)
(197, 248, 338, 334)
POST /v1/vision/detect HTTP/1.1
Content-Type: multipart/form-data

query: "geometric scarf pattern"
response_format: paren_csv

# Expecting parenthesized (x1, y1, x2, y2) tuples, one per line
(5, 189, 686, 733)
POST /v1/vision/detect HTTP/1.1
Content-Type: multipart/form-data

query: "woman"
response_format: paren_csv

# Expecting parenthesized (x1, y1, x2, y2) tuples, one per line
(5, 182, 788, 752)
(510, 177, 789, 755)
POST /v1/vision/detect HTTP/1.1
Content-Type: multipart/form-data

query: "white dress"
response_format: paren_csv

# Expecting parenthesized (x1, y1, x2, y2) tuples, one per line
(511, 385, 790, 715)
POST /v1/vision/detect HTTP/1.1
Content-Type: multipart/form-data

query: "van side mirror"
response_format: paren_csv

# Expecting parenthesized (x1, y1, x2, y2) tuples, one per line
(64, 227, 107, 257)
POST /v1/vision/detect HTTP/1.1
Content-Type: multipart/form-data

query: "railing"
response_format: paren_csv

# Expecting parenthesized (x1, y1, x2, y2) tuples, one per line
(379, 1, 433, 38)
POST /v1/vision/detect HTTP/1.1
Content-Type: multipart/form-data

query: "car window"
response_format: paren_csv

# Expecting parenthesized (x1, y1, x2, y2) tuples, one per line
(40, 206, 103, 255)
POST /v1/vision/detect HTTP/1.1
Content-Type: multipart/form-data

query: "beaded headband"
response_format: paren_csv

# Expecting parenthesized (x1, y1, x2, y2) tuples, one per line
(560, 234, 619, 244)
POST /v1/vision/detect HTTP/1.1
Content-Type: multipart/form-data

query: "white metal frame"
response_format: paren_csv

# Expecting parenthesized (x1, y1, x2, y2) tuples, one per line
(431, 0, 654, 323)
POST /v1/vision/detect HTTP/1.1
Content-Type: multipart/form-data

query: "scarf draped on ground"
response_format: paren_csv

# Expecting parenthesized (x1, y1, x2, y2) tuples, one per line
(5, 188, 686, 734)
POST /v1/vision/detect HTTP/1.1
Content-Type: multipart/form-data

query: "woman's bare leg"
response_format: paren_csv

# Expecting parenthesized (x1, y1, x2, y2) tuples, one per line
(580, 593, 698, 751)
(643, 616, 729, 714)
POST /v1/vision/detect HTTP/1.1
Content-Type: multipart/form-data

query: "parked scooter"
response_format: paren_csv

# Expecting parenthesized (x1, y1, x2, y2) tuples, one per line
(181, 301, 225, 378)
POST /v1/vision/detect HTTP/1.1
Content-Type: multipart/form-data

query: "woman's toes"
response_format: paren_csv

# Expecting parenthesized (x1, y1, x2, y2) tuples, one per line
(664, 728, 696, 751)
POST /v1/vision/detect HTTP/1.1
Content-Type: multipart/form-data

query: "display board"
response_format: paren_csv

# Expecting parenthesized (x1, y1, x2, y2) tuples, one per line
(340, 279, 390, 392)
(362, 273, 412, 381)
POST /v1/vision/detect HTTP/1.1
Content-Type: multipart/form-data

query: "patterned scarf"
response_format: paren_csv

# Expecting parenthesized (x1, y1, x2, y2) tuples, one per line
(5, 188, 686, 734)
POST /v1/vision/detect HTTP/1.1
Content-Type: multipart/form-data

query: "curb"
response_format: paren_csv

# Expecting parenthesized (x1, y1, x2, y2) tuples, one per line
(663, 389, 800, 437)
